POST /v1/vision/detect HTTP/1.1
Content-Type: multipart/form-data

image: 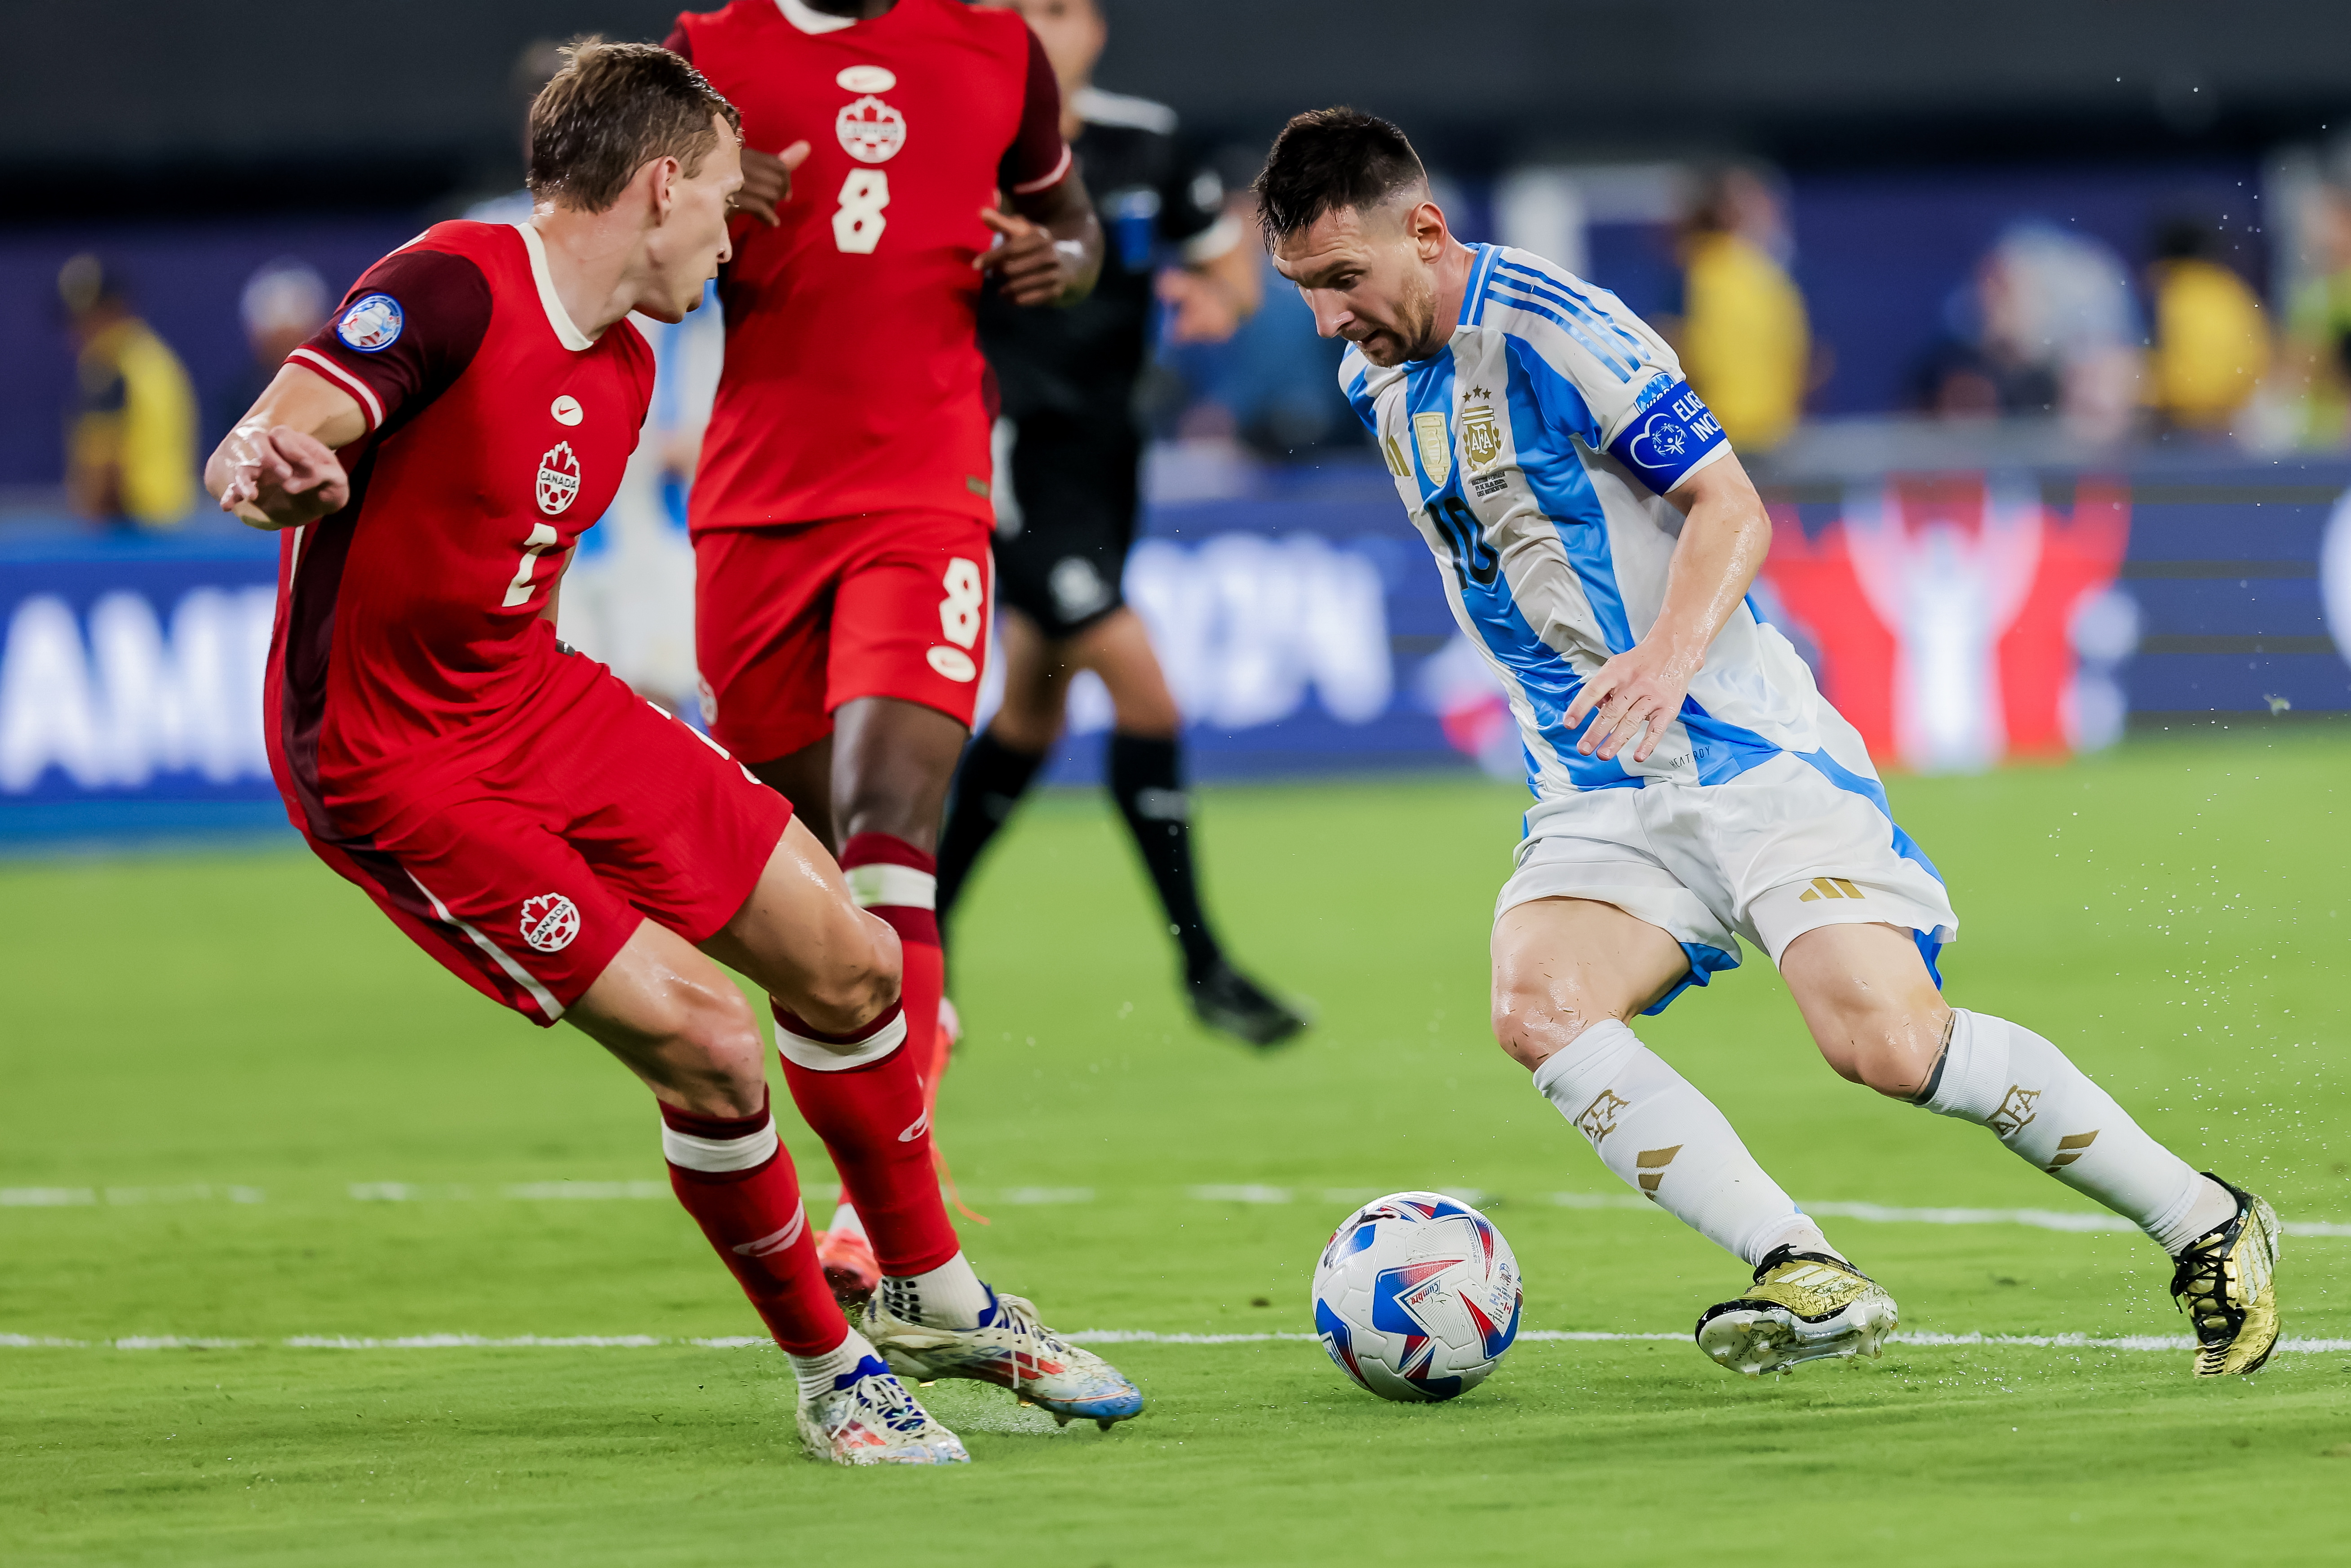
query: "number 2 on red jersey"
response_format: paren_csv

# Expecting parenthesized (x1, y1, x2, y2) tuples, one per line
(503, 522, 559, 608)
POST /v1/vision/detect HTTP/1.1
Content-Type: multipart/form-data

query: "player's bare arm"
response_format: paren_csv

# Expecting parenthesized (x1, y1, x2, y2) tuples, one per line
(204, 363, 364, 531)
(980, 166, 1102, 306)
(1563, 456, 1774, 764)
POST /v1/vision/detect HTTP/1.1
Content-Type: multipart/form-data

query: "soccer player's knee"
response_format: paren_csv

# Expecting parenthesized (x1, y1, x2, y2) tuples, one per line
(797, 909, 903, 1035)
(1814, 997, 1945, 1100)
(668, 984, 769, 1115)
(990, 684, 1062, 753)
(1491, 981, 1605, 1073)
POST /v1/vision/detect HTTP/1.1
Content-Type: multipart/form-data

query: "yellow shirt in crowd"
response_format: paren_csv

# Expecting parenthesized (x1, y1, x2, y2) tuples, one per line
(69, 317, 197, 528)
(1677, 231, 1810, 452)
(2150, 258, 2269, 430)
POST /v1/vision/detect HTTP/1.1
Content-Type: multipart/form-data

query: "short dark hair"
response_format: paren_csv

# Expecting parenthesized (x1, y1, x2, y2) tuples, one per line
(1253, 107, 1427, 244)
(527, 37, 742, 214)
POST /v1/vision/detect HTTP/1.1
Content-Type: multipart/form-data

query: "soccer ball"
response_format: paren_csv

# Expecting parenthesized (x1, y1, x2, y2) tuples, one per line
(1311, 1191, 1522, 1402)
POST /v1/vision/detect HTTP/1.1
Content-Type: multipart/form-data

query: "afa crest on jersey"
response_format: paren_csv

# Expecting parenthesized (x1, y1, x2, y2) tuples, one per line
(837, 95, 907, 163)
(1460, 402, 1505, 471)
(536, 441, 582, 515)
(335, 293, 404, 353)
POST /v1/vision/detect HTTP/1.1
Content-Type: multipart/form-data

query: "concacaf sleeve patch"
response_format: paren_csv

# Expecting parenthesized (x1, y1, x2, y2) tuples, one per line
(335, 293, 404, 353)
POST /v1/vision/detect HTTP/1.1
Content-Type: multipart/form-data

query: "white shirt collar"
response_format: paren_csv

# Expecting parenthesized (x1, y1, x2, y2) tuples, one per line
(778, 0, 859, 34)
(512, 223, 594, 351)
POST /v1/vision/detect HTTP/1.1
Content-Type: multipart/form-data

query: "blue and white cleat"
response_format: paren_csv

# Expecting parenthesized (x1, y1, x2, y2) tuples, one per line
(861, 1287, 1144, 1430)
(795, 1355, 970, 1466)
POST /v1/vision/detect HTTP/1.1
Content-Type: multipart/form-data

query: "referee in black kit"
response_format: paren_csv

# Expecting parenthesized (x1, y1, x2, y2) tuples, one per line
(940, 0, 1306, 1046)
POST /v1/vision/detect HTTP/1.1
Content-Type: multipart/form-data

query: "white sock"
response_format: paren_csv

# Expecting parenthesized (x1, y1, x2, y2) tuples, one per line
(878, 1251, 994, 1329)
(825, 1201, 866, 1240)
(787, 1327, 879, 1400)
(1921, 1010, 2211, 1252)
(1532, 1019, 1835, 1268)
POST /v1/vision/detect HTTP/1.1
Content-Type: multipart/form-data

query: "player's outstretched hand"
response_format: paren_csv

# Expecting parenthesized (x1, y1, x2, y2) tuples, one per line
(1564, 640, 1698, 765)
(976, 207, 1081, 306)
(735, 140, 811, 226)
(217, 424, 350, 531)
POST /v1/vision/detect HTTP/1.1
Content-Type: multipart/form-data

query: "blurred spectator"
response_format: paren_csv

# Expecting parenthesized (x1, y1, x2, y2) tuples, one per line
(2145, 216, 2269, 433)
(1669, 168, 1810, 451)
(1917, 222, 2143, 443)
(1153, 233, 1358, 459)
(217, 259, 330, 444)
(2284, 182, 2351, 446)
(58, 254, 196, 529)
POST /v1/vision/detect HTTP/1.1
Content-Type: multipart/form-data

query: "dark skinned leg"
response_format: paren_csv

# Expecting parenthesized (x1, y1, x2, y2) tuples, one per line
(789, 694, 970, 1257)
(828, 696, 969, 852)
(752, 734, 837, 855)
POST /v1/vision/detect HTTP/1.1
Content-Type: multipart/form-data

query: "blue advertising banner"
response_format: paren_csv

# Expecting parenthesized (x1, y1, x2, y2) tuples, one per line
(4, 456, 2350, 843)
(0, 527, 281, 842)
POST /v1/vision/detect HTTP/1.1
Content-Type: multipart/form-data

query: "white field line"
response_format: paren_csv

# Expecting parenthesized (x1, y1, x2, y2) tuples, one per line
(7, 1329, 2351, 1354)
(8, 1183, 2346, 1240)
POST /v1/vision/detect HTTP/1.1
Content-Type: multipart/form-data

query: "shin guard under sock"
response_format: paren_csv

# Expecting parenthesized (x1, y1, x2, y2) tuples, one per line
(1533, 1019, 1827, 1267)
(1920, 1010, 2205, 1249)
(659, 1095, 844, 1355)
(839, 833, 944, 1094)
(775, 1015, 960, 1278)
(1107, 732, 1221, 981)
(936, 731, 1046, 926)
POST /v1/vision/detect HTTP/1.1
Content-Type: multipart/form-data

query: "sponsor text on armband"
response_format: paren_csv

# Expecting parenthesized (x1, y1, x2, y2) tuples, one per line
(1606, 377, 1725, 492)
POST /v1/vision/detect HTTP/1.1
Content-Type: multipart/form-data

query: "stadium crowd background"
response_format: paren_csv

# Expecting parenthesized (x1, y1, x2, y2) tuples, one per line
(5, 0, 2351, 838)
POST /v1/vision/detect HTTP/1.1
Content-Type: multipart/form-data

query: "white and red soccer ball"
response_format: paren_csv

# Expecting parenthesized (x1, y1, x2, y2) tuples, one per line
(1311, 1191, 1522, 1402)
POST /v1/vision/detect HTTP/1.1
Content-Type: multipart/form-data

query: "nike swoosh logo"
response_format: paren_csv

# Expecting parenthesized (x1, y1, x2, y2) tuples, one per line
(731, 1205, 807, 1259)
(897, 1112, 930, 1144)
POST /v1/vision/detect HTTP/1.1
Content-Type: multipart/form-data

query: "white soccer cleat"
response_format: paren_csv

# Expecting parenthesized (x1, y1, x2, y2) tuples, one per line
(861, 1286, 1144, 1429)
(795, 1354, 970, 1466)
(1694, 1247, 1899, 1376)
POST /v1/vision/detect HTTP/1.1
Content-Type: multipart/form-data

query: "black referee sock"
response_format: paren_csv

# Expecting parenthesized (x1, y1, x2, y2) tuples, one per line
(936, 728, 1047, 925)
(1107, 732, 1222, 983)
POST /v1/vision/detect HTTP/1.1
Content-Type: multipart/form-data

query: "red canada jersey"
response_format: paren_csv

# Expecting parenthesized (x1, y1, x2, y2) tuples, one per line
(268, 220, 656, 839)
(669, 0, 1069, 532)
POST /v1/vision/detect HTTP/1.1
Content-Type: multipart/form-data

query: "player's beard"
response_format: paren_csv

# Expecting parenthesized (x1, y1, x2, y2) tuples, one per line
(1359, 267, 1440, 367)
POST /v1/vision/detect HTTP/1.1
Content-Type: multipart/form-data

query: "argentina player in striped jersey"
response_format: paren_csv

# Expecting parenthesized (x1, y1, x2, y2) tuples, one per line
(1256, 110, 2282, 1379)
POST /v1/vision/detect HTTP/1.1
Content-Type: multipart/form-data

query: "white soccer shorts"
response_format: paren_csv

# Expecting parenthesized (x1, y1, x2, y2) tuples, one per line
(1495, 740, 1957, 1005)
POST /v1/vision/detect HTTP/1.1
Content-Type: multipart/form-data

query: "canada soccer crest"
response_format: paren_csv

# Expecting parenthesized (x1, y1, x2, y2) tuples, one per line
(535, 441, 581, 515)
(518, 893, 580, 953)
(837, 94, 906, 163)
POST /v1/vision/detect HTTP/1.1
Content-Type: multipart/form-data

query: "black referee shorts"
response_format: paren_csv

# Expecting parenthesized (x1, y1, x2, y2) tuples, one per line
(992, 412, 1142, 641)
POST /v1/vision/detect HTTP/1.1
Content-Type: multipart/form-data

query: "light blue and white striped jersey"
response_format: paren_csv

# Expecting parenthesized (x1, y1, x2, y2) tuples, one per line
(1342, 243, 1828, 802)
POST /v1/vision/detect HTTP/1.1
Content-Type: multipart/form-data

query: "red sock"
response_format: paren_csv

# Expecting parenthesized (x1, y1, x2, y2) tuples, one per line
(775, 996, 960, 1278)
(840, 833, 945, 1090)
(659, 1094, 844, 1356)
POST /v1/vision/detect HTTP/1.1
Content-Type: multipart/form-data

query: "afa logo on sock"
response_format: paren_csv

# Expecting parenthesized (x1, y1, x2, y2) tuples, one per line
(519, 893, 581, 953)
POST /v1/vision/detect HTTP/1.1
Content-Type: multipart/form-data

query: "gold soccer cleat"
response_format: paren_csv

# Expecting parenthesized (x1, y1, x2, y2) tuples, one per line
(1694, 1247, 1899, 1376)
(2170, 1172, 2281, 1378)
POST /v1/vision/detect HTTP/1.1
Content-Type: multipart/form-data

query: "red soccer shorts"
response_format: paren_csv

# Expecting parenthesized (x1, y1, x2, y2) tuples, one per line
(302, 671, 792, 1026)
(693, 510, 994, 766)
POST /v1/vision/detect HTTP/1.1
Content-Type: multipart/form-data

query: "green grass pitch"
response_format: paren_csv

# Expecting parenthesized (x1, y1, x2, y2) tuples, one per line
(4, 730, 2349, 1565)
